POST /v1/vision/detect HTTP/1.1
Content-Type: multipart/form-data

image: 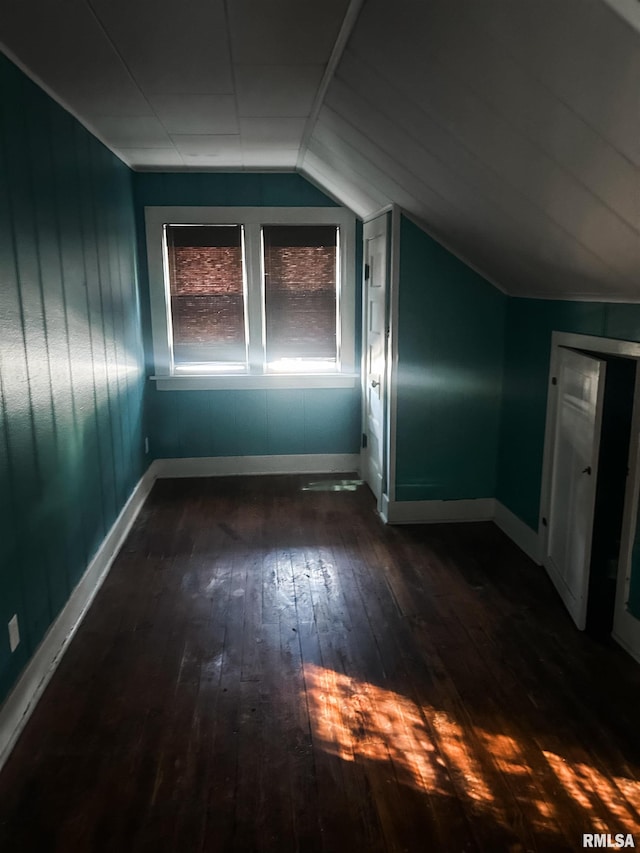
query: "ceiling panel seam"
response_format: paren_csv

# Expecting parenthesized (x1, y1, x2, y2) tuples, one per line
(304, 136, 403, 212)
(328, 56, 638, 287)
(305, 136, 514, 295)
(306, 126, 518, 293)
(342, 43, 640, 247)
(296, 0, 367, 171)
(322, 73, 571, 262)
(306, 130, 524, 294)
(315, 99, 618, 286)
(301, 144, 389, 215)
(81, 0, 188, 167)
(312, 106, 631, 295)
(380, 11, 640, 230)
(222, 0, 243, 171)
(458, 0, 640, 169)
(83, 0, 166, 136)
(385, 19, 640, 234)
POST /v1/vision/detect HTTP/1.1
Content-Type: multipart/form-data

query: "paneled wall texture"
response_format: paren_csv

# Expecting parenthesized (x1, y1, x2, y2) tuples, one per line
(0, 54, 146, 704)
(2, 48, 640, 710)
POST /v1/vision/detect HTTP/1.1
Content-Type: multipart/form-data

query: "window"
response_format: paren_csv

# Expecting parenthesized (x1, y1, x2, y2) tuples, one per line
(145, 207, 356, 390)
(263, 225, 338, 368)
(166, 224, 246, 368)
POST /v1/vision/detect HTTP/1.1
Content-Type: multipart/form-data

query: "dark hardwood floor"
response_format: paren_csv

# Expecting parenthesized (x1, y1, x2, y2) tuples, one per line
(1, 475, 639, 852)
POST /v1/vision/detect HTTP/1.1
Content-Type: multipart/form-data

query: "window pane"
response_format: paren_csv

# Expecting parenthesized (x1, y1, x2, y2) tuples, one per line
(165, 225, 246, 366)
(263, 225, 337, 365)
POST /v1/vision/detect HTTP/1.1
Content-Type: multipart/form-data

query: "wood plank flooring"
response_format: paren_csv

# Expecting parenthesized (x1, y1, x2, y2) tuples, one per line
(1, 475, 639, 852)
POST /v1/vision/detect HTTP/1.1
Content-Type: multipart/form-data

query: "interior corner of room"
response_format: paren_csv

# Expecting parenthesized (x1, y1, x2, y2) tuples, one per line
(1, 1, 640, 829)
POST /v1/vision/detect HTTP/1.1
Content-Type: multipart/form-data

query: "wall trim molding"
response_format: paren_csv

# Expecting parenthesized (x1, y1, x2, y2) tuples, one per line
(0, 467, 157, 773)
(296, 0, 366, 171)
(510, 291, 640, 304)
(494, 501, 542, 565)
(387, 205, 401, 503)
(401, 210, 509, 297)
(383, 497, 542, 565)
(384, 497, 496, 524)
(151, 453, 361, 479)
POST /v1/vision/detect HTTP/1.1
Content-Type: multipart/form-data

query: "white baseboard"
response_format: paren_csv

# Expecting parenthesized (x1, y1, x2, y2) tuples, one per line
(384, 497, 496, 524)
(151, 453, 360, 479)
(379, 493, 390, 523)
(493, 501, 541, 565)
(382, 497, 542, 565)
(612, 629, 640, 666)
(0, 466, 157, 772)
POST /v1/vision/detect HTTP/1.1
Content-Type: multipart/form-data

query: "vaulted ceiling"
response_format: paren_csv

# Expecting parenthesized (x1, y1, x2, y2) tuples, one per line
(1, 0, 639, 299)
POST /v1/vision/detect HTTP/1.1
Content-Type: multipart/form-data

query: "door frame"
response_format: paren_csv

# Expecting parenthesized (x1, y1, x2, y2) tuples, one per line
(386, 206, 401, 511)
(360, 205, 400, 515)
(540, 331, 640, 660)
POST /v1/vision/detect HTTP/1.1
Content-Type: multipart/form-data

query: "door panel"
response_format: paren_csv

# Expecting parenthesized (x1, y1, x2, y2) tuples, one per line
(544, 347, 606, 629)
(362, 215, 388, 502)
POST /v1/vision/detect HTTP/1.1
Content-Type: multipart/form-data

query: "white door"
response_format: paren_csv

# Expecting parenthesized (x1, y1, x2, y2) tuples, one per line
(361, 214, 388, 503)
(543, 347, 607, 629)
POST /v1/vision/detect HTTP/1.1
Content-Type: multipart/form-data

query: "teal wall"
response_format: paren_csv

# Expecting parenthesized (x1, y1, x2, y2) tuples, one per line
(134, 173, 362, 459)
(393, 220, 640, 617)
(395, 216, 506, 501)
(497, 298, 640, 619)
(1, 48, 638, 710)
(0, 54, 146, 704)
(496, 299, 640, 530)
(148, 388, 359, 458)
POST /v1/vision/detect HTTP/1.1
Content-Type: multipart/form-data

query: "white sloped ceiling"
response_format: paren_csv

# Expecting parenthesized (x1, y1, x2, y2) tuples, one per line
(1, 0, 638, 299)
(301, 0, 640, 299)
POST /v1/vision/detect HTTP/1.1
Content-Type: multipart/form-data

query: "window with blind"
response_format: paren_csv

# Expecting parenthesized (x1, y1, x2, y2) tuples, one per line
(145, 207, 356, 390)
(263, 225, 338, 369)
(165, 225, 246, 368)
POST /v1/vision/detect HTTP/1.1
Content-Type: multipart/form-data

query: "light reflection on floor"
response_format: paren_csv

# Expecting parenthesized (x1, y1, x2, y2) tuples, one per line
(301, 479, 363, 492)
(303, 663, 640, 837)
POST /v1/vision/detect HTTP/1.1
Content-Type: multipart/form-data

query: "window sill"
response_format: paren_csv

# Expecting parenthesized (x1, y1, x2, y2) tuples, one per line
(149, 373, 360, 391)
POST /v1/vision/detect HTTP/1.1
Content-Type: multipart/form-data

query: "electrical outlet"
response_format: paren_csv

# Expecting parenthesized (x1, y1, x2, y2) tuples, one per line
(8, 614, 20, 653)
(144, 436, 149, 455)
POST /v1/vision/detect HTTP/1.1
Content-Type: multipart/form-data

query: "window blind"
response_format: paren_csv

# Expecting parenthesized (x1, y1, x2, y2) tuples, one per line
(165, 224, 246, 365)
(262, 225, 337, 364)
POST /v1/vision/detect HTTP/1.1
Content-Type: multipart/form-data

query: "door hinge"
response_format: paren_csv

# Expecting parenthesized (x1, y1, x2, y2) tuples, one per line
(364, 263, 370, 281)
(551, 376, 557, 385)
(542, 517, 548, 527)
(361, 432, 368, 449)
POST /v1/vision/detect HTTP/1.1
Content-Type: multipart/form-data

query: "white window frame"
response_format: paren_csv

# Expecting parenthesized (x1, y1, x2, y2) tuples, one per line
(145, 206, 357, 390)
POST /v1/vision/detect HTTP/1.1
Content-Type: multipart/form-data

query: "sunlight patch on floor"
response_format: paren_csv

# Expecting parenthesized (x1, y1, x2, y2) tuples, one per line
(543, 751, 640, 833)
(303, 662, 640, 835)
